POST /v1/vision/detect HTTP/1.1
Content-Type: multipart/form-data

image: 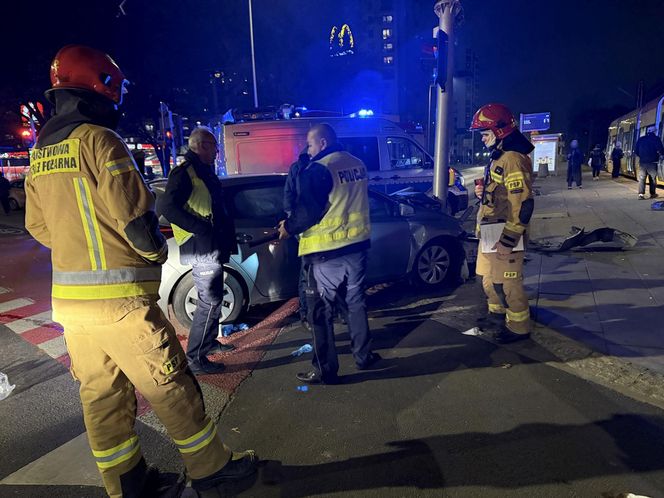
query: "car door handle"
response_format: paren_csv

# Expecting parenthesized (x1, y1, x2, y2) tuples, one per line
(371, 176, 382, 181)
(236, 233, 253, 243)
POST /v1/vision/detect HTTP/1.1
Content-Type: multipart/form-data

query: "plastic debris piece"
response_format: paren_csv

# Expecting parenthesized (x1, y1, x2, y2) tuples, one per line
(499, 363, 512, 369)
(291, 344, 313, 357)
(297, 386, 309, 392)
(218, 322, 250, 337)
(231, 427, 241, 433)
(652, 201, 664, 211)
(462, 327, 482, 336)
(0, 372, 16, 401)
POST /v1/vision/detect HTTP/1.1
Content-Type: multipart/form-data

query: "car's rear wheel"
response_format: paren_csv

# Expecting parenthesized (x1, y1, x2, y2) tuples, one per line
(8, 199, 19, 211)
(171, 270, 246, 329)
(412, 238, 460, 287)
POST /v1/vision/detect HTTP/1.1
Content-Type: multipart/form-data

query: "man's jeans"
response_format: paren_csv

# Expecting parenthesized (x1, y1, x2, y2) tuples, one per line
(638, 162, 658, 196)
(187, 262, 224, 367)
(307, 250, 372, 380)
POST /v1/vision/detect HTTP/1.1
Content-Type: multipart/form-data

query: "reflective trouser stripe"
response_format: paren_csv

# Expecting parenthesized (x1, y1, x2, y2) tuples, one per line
(52, 267, 162, 285)
(173, 419, 218, 454)
(73, 177, 106, 271)
(506, 308, 530, 322)
(489, 303, 506, 313)
(92, 436, 141, 470)
(52, 281, 161, 300)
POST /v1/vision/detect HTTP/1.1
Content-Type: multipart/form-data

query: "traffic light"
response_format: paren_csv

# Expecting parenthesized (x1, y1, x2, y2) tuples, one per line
(435, 29, 449, 91)
(20, 127, 35, 147)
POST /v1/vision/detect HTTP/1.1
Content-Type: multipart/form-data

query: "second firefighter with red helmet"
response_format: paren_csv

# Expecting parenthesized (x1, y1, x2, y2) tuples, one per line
(470, 103, 535, 343)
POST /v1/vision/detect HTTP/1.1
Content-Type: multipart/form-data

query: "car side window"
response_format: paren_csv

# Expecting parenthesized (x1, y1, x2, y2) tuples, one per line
(339, 137, 380, 171)
(369, 193, 394, 220)
(231, 184, 285, 222)
(386, 137, 425, 170)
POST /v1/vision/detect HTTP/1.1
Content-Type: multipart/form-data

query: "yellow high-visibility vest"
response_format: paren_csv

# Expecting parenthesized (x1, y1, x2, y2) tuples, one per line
(171, 166, 212, 245)
(298, 151, 371, 256)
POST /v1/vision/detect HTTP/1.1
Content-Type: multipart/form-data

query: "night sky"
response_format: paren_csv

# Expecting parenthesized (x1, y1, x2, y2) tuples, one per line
(3, 0, 664, 139)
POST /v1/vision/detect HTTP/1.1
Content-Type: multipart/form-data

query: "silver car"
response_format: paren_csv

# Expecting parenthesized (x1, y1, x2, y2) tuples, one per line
(152, 174, 469, 329)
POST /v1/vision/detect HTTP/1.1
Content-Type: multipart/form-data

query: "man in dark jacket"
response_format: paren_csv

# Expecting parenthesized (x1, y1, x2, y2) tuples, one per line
(0, 173, 10, 214)
(566, 140, 583, 189)
(611, 142, 624, 178)
(278, 123, 379, 384)
(158, 127, 236, 375)
(284, 151, 312, 328)
(634, 126, 663, 199)
(589, 144, 606, 180)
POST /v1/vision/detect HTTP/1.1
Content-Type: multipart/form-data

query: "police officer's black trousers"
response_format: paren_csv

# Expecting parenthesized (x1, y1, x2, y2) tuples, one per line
(306, 250, 372, 380)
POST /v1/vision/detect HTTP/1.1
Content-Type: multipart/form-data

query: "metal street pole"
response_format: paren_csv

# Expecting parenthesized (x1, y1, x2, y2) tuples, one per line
(248, 0, 259, 108)
(432, 0, 462, 208)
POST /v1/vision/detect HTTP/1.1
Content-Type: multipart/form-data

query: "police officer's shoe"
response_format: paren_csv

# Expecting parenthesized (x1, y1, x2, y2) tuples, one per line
(191, 450, 258, 492)
(207, 342, 236, 355)
(639, 194, 646, 200)
(356, 352, 383, 370)
(494, 327, 531, 344)
(652, 193, 659, 199)
(189, 360, 226, 375)
(296, 370, 338, 384)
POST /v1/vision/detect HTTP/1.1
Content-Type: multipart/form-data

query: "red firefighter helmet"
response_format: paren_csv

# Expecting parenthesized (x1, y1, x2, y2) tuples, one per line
(469, 103, 518, 140)
(46, 45, 128, 105)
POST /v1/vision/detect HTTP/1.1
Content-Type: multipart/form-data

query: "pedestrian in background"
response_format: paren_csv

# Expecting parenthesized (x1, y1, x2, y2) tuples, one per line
(158, 126, 237, 375)
(278, 123, 380, 384)
(567, 139, 584, 189)
(470, 103, 535, 344)
(25, 45, 256, 497)
(633, 125, 663, 199)
(589, 144, 606, 180)
(0, 172, 11, 215)
(611, 141, 624, 178)
(284, 148, 312, 331)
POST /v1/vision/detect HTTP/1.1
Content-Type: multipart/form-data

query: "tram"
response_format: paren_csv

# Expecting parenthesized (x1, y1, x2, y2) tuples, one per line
(606, 93, 664, 185)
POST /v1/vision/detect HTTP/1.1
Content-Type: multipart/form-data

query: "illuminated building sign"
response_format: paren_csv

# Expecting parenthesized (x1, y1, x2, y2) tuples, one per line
(329, 24, 355, 57)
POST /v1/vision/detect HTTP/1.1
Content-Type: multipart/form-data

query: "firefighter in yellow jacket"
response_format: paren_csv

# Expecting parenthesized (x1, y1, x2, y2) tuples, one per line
(470, 103, 535, 344)
(25, 45, 256, 497)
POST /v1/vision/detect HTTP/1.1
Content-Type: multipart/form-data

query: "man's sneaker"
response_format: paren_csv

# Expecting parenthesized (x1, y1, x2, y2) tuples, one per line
(567, 186, 572, 190)
(296, 370, 339, 384)
(494, 327, 531, 344)
(639, 194, 646, 200)
(356, 352, 383, 370)
(578, 185, 583, 189)
(191, 451, 259, 491)
(189, 360, 226, 375)
(208, 342, 236, 355)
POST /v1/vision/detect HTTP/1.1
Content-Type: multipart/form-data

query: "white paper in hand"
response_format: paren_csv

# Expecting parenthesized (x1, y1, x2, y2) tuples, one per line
(480, 222, 524, 253)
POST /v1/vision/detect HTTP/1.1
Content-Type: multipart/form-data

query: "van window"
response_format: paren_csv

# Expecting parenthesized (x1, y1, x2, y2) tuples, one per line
(386, 137, 425, 170)
(236, 141, 304, 174)
(339, 137, 380, 171)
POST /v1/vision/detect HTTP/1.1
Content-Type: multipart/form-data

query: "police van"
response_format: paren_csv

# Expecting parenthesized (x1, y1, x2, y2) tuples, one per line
(220, 114, 469, 214)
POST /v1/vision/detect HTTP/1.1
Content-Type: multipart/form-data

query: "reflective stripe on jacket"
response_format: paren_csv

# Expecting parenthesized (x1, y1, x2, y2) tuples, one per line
(298, 151, 371, 256)
(25, 123, 166, 323)
(477, 150, 534, 249)
(171, 167, 212, 245)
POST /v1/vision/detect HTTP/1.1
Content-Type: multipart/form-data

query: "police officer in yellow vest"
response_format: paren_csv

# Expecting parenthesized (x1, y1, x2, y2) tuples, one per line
(278, 123, 381, 384)
(470, 103, 535, 344)
(158, 127, 237, 375)
(25, 45, 256, 497)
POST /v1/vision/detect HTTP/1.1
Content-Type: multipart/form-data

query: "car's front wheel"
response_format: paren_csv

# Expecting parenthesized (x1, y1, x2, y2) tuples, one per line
(8, 199, 19, 211)
(171, 270, 246, 329)
(412, 238, 460, 287)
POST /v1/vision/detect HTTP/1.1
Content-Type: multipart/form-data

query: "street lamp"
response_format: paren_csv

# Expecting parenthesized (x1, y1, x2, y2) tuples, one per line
(432, 0, 463, 208)
(248, 0, 259, 108)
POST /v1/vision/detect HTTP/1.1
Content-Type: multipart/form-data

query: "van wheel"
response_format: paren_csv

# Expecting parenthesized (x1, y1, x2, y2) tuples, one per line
(172, 271, 246, 329)
(8, 199, 19, 211)
(412, 238, 460, 287)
